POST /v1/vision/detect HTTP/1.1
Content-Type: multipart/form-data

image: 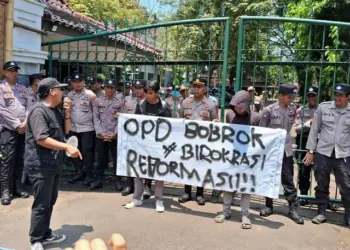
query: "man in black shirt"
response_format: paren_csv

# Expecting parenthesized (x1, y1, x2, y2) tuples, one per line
(25, 78, 82, 250)
(125, 81, 171, 212)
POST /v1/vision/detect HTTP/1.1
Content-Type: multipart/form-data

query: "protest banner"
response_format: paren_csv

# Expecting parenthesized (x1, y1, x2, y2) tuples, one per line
(117, 114, 287, 198)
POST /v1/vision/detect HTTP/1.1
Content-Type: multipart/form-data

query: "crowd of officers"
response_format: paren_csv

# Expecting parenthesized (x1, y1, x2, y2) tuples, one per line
(1, 60, 350, 229)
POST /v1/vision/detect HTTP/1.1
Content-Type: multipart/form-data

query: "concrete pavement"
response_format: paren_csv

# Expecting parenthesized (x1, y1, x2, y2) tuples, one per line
(0, 177, 349, 250)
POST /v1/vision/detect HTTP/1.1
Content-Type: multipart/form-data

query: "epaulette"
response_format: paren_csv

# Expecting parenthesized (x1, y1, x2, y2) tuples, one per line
(320, 101, 332, 105)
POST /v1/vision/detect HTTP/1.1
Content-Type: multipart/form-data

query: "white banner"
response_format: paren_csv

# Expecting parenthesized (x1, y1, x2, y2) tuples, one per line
(117, 114, 286, 198)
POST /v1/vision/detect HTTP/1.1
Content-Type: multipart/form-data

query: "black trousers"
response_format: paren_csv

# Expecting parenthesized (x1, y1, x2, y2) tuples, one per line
(184, 185, 204, 197)
(71, 131, 95, 174)
(0, 129, 25, 192)
(144, 179, 152, 189)
(266, 154, 297, 207)
(27, 169, 60, 244)
(296, 136, 313, 195)
(298, 162, 313, 195)
(314, 153, 350, 213)
(94, 138, 117, 176)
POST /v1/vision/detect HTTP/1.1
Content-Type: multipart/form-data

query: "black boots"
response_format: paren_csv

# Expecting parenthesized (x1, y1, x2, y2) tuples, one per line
(90, 175, 103, 190)
(68, 171, 85, 184)
(121, 177, 134, 196)
(312, 205, 327, 224)
(288, 201, 304, 225)
(260, 198, 274, 217)
(12, 179, 29, 198)
(1, 183, 11, 206)
(260, 198, 304, 225)
(344, 210, 350, 228)
(83, 172, 94, 186)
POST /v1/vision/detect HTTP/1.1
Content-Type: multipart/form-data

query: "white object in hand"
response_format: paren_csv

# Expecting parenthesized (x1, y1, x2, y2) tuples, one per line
(66, 136, 78, 157)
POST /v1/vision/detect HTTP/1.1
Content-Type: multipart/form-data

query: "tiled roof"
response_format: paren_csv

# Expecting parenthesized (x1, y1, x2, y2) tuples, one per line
(42, 0, 161, 54)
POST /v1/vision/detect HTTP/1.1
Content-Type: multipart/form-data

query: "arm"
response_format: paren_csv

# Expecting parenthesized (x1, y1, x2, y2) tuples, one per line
(210, 103, 219, 121)
(29, 109, 81, 158)
(92, 100, 103, 136)
(294, 108, 303, 134)
(259, 108, 270, 127)
(306, 106, 322, 151)
(64, 109, 71, 135)
(0, 94, 21, 130)
(294, 108, 312, 134)
(179, 102, 184, 118)
(165, 104, 172, 118)
(37, 137, 70, 151)
(226, 110, 235, 124)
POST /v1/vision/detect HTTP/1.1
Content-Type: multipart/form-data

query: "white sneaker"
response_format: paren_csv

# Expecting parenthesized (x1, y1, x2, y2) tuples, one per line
(156, 199, 165, 213)
(31, 242, 44, 250)
(125, 199, 143, 209)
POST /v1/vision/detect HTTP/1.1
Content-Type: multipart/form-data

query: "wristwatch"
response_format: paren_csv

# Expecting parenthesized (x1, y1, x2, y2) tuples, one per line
(308, 150, 314, 154)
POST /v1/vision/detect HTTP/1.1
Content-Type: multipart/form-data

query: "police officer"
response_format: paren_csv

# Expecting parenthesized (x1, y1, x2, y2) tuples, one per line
(66, 73, 96, 186)
(294, 87, 318, 199)
(88, 77, 105, 98)
(259, 84, 304, 224)
(165, 85, 183, 118)
(91, 79, 123, 190)
(26, 74, 43, 111)
(120, 79, 147, 196)
(179, 82, 190, 100)
(304, 84, 350, 226)
(0, 61, 29, 205)
(119, 80, 132, 98)
(178, 78, 218, 206)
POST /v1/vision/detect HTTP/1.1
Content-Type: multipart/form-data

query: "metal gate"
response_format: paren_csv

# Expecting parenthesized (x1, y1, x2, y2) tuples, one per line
(235, 16, 350, 204)
(41, 17, 230, 121)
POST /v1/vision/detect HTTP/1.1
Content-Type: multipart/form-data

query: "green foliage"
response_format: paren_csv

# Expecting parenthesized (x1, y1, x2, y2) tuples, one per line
(67, 0, 147, 26)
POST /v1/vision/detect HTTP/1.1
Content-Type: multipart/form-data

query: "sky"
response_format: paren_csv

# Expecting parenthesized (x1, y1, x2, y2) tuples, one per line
(139, 0, 176, 16)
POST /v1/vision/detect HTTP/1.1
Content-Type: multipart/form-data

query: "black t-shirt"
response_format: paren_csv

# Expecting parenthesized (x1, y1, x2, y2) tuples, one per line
(24, 102, 64, 170)
(145, 101, 162, 116)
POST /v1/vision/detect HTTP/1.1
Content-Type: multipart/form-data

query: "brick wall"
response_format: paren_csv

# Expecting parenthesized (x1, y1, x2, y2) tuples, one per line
(0, 5, 5, 69)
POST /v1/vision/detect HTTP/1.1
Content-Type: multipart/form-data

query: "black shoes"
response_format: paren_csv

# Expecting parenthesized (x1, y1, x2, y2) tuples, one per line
(115, 180, 123, 192)
(1, 190, 11, 206)
(312, 214, 327, 224)
(68, 172, 85, 184)
(83, 174, 94, 186)
(90, 179, 103, 190)
(196, 196, 205, 206)
(260, 207, 273, 217)
(143, 186, 151, 199)
(178, 194, 192, 203)
(121, 187, 134, 196)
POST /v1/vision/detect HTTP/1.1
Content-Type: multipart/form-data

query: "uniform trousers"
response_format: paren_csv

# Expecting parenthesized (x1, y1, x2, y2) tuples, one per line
(71, 131, 95, 174)
(314, 152, 350, 213)
(94, 138, 117, 175)
(0, 129, 25, 193)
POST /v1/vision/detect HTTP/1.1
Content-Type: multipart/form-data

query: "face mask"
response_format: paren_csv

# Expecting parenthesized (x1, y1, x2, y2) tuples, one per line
(172, 91, 179, 97)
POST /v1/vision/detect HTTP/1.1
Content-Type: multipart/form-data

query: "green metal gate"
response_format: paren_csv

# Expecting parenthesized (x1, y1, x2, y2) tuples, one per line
(41, 17, 230, 121)
(235, 16, 350, 204)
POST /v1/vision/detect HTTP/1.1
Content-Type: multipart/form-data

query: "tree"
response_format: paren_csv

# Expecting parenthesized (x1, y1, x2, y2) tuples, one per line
(67, 0, 147, 25)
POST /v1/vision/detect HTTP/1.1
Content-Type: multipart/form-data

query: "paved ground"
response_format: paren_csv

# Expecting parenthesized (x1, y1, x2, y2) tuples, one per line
(0, 175, 349, 250)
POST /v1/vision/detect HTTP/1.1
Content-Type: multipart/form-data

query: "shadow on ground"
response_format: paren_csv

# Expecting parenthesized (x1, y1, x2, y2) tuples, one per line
(23, 173, 346, 229)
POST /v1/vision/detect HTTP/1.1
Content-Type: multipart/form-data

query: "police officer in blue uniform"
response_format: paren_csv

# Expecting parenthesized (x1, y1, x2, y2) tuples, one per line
(0, 61, 29, 205)
(259, 84, 304, 224)
(304, 84, 350, 227)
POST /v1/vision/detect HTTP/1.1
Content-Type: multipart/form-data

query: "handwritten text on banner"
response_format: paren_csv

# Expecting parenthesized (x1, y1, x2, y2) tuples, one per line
(117, 114, 286, 198)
